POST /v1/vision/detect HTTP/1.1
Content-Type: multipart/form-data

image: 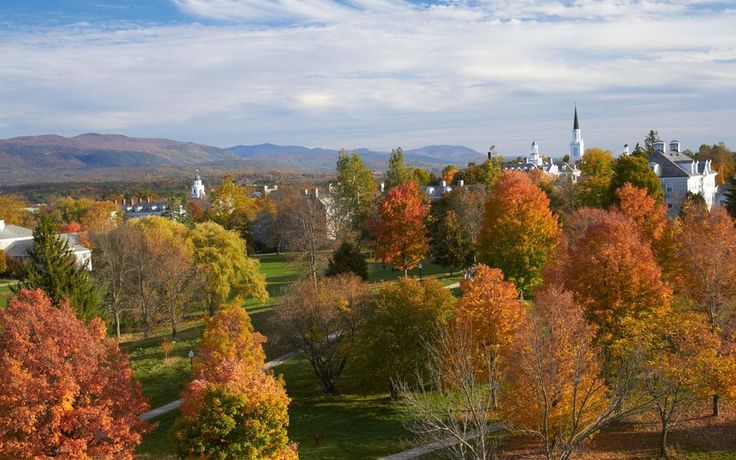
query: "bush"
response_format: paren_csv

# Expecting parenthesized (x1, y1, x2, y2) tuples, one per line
(325, 241, 368, 280)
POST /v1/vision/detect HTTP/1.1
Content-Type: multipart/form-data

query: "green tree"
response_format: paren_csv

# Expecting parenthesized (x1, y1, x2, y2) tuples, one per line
(15, 217, 100, 322)
(413, 167, 431, 186)
(353, 277, 455, 396)
(609, 155, 664, 204)
(725, 174, 736, 219)
(325, 241, 368, 280)
(334, 150, 376, 240)
(644, 129, 661, 157)
(190, 222, 267, 316)
(430, 209, 473, 275)
(631, 142, 647, 158)
(384, 147, 414, 190)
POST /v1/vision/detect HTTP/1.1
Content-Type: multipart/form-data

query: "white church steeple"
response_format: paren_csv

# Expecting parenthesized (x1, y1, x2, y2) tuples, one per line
(528, 140, 543, 167)
(191, 170, 206, 199)
(570, 105, 584, 162)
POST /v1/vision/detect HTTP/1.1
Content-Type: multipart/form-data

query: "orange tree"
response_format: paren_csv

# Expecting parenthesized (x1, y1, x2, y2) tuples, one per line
(503, 286, 625, 460)
(676, 202, 736, 415)
(371, 180, 429, 276)
(478, 171, 560, 296)
(173, 302, 296, 459)
(452, 264, 524, 408)
(0, 289, 150, 458)
(558, 211, 671, 351)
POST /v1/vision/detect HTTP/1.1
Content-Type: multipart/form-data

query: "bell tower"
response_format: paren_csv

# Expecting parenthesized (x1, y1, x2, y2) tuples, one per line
(570, 105, 584, 162)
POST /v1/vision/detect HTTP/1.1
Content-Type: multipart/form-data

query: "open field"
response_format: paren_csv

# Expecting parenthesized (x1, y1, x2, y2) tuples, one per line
(131, 252, 456, 458)
(0, 281, 18, 308)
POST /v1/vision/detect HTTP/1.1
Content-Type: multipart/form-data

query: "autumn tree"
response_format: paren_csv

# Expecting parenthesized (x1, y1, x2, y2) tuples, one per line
(478, 171, 560, 296)
(384, 147, 415, 190)
(333, 150, 376, 240)
(442, 165, 459, 184)
(325, 241, 368, 280)
(206, 175, 258, 242)
(80, 200, 121, 233)
(276, 274, 371, 393)
(676, 203, 736, 415)
(0, 289, 150, 458)
(354, 277, 455, 396)
(430, 209, 473, 275)
(447, 185, 486, 250)
(577, 147, 614, 208)
(503, 287, 631, 460)
(558, 211, 671, 350)
(696, 143, 734, 185)
(92, 225, 137, 338)
(609, 155, 664, 204)
(173, 302, 296, 459)
(15, 217, 101, 322)
(453, 264, 524, 408)
(372, 180, 429, 276)
(0, 194, 35, 227)
(190, 222, 267, 316)
(613, 183, 679, 281)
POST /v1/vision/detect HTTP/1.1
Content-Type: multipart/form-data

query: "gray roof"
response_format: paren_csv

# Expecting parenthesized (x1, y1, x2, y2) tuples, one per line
(0, 224, 33, 242)
(4, 233, 90, 259)
(649, 151, 690, 178)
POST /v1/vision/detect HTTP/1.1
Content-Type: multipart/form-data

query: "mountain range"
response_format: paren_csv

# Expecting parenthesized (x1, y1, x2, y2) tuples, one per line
(0, 133, 485, 183)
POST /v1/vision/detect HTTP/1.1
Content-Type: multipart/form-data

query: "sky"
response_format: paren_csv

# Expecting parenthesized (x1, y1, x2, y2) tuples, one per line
(0, 0, 735, 157)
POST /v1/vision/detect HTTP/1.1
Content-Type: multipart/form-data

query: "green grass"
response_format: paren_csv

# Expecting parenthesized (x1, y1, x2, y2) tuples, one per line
(132, 252, 458, 457)
(0, 284, 12, 308)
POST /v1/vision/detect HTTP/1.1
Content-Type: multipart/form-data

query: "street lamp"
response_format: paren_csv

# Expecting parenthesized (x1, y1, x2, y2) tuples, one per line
(418, 263, 423, 281)
(188, 350, 195, 369)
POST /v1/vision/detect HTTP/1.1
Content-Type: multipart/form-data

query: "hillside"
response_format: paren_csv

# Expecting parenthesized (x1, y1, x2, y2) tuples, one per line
(0, 134, 485, 184)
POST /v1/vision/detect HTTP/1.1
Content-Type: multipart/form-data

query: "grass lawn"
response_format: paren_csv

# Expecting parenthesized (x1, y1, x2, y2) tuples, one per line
(0, 280, 18, 308)
(132, 252, 457, 458)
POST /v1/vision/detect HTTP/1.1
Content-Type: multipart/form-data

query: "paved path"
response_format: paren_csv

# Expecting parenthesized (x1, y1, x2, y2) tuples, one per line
(139, 284, 457, 422)
(139, 348, 305, 421)
(379, 424, 502, 460)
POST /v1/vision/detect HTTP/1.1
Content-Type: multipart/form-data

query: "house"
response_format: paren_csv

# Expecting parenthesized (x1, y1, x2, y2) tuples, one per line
(119, 197, 172, 219)
(501, 141, 560, 176)
(646, 140, 718, 216)
(0, 220, 92, 270)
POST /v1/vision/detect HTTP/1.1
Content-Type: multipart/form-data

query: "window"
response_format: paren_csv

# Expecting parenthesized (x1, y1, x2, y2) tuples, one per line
(666, 186, 672, 192)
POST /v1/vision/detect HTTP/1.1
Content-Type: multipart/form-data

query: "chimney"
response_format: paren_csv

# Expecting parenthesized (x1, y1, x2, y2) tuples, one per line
(0, 220, 5, 231)
(669, 140, 681, 153)
(304, 189, 309, 196)
(314, 188, 319, 198)
(441, 180, 447, 187)
(653, 141, 666, 153)
(459, 179, 465, 187)
(380, 182, 385, 193)
(147, 196, 151, 203)
(122, 198, 126, 205)
(623, 144, 630, 156)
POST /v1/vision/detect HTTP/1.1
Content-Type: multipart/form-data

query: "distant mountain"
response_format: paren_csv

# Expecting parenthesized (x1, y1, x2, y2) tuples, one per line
(226, 143, 484, 170)
(0, 134, 485, 184)
(0, 133, 235, 169)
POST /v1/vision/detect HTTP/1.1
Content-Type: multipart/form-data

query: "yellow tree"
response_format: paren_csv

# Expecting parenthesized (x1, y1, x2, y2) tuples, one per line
(503, 286, 624, 460)
(0, 194, 35, 227)
(478, 171, 560, 296)
(372, 180, 429, 276)
(206, 175, 258, 241)
(452, 264, 524, 407)
(190, 222, 267, 316)
(577, 147, 614, 208)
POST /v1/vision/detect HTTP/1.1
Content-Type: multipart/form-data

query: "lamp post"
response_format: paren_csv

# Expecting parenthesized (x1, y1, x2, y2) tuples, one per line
(418, 263, 423, 281)
(188, 350, 195, 369)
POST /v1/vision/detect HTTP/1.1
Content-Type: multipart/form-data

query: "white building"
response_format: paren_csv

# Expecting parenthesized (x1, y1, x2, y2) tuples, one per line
(570, 107, 584, 162)
(501, 141, 560, 176)
(0, 220, 92, 270)
(191, 171, 206, 199)
(648, 140, 718, 216)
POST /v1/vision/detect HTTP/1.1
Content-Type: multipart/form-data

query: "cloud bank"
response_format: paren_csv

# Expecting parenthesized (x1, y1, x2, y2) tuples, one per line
(0, 0, 734, 155)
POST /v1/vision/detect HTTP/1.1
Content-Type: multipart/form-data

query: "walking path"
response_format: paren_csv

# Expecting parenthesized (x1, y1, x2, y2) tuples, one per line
(139, 284, 459, 421)
(379, 424, 502, 460)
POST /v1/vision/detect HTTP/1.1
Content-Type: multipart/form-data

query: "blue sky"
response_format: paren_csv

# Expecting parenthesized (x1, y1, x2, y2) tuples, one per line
(0, 0, 735, 157)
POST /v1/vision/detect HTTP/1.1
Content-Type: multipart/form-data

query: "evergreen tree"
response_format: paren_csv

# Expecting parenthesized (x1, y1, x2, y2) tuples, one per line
(644, 129, 661, 157)
(609, 155, 664, 205)
(325, 241, 368, 280)
(384, 147, 414, 190)
(725, 175, 736, 219)
(631, 142, 647, 158)
(14, 217, 100, 322)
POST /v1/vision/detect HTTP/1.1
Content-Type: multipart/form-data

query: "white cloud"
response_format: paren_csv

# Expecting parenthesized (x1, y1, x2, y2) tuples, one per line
(0, 1, 734, 155)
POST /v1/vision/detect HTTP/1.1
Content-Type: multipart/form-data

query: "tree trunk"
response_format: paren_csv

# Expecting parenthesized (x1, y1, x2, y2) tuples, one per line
(390, 382, 399, 400)
(172, 321, 178, 339)
(114, 310, 122, 339)
(208, 298, 216, 317)
(713, 394, 719, 417)
(659, 421, 669, 458)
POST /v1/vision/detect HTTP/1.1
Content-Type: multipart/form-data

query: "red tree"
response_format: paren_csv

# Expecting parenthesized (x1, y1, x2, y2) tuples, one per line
(372, 180, 429, 275)
(0, 289, 150, 458)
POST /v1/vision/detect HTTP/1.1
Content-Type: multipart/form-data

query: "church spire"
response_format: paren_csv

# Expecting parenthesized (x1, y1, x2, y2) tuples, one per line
(573, 105, 580, 130)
